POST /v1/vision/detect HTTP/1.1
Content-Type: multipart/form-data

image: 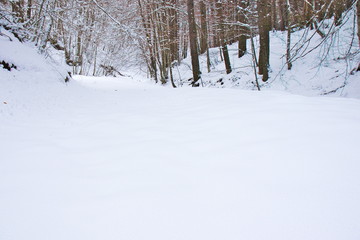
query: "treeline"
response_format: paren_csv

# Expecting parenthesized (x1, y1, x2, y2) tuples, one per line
(138, 0, 359, 86)
(1, 0, 138, 76)
(1, 0, 359, 85)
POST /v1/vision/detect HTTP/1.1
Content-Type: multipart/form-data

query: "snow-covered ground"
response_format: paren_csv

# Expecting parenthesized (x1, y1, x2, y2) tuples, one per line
(174, 13, 360, 98)
(1, 73, 360, 240)
(1, 18, 360, 240)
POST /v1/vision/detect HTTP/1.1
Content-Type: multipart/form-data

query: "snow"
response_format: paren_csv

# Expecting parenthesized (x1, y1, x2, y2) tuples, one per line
(173, 13, 360, 98)
(1, 19, 360, 240)
(1, 73, 360, 240)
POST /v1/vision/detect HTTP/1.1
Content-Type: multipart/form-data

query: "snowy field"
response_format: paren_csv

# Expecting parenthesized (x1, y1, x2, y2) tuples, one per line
(1, 74, 360, 240)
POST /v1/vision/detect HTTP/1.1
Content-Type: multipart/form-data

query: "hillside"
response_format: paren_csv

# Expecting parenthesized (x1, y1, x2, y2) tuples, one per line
(173, 15, 360, 98)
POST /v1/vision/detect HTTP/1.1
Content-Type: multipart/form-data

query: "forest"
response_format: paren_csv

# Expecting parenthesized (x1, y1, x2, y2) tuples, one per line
(1, 0, 359, 87)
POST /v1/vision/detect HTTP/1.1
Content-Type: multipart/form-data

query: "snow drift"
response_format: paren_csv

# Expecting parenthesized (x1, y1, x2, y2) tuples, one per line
(0, 29, 70, 84)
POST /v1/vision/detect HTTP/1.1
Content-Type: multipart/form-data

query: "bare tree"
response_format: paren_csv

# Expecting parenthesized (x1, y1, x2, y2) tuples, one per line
(357, 0, 360, 46)
(216, 0, 232, 74)
(187, 0, 201, 86)
(237, 0, 249, 58)
(285, 0, 292, 70)
(258, 0, 271, 81)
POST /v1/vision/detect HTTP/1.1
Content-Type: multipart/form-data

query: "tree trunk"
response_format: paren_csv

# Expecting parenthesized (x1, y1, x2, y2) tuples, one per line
(187, 0, 201, 86)
(199, 1, 208, 55)
(206, 48, 211, 72)
(216, 0, 232, 74)
(258, 0, 271, 81)
(211, 0, 219, 47)
(271, 0, 277, 30)
(358, 0, 360, 47)
(334, 0, 345, 26)
(238, 37, 247, 58)
(290, 0, 300, 24)
(27, 0, 32, 19)
(223, 45, 232, 74)
(304, 0, 313, 28)
(169, 62, 177, 88)
(278, 0, 286, 31)
(238, 0, 249, 58)
(138, 0, 158, 81)
(169, 0, 179, 62)
(285, 0, 292, 70)
(10, 0, 24, 22)
(250, 33, 261, 91)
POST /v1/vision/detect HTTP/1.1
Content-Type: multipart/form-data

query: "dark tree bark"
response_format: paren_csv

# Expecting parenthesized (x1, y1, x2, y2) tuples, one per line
(138, 0, 158, 81)
(199, 1, 211, 72)
(357, 0, 360, 47)
(216, 0, 232, 74)
(27, 0, 32, 19)
(290, 0, 300, 24)
(169, 0, 179, 62)
(271, 0, 277, 29)
(211, 0, 219, 47)
(222, 45, 231, 74)
(258, 0, 271, 81)
(238, 0, 249, 58)
(333, 0, 347, 26)
(199, 1, 208, 55)
(10, 0, 24, 22)
(278, 0, 286, 31)
(187, 0, 201, 86)
(285, 0, 292, 70)
(303, 0, 313, 28)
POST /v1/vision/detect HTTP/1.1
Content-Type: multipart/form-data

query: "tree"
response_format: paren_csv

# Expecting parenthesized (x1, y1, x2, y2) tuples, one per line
(357, 0, 360, 47)
(199, 0, 211, 73)
(10, 0, 24, 23)
(216, 0, 232, 74)
(285, 0, 292, 70)
(237, 0, 249, 58)
(199, 0, 208, 55)
(187, 0, 201, 86)
(258, 0, 271, 81)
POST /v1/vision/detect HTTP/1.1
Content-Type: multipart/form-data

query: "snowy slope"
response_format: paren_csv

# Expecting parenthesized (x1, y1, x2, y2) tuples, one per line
(1, 73, 360, 240)
(173, 13, 360, 98)
(0, 29, 70, 86)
